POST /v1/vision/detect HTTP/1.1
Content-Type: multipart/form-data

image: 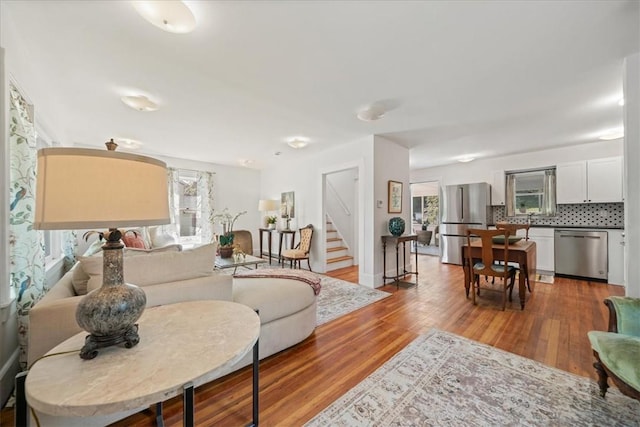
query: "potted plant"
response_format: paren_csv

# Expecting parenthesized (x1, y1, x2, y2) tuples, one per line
(210, 208, 247, 258)
(266, 215, 277, 230)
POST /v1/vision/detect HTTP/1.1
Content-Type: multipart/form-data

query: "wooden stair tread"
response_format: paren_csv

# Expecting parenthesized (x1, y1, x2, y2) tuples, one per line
(327, 237, 342, 242)
(327, 255, 353, 263)
(327, 246, 347, 252)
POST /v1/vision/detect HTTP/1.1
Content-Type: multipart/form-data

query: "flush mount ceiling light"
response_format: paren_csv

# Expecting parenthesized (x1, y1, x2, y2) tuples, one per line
(132, 1, 196, 34)
(121, 95, 159, 112)
(598, 128, 624, 140)
(239, 159, 254, 167)
(457, 157, 475, 163)
(357, 104, 386, 122)
(287, 138, 309, 149)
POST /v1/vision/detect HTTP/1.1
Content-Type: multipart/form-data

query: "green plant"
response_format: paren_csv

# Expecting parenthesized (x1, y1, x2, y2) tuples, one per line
(266, 215, 277, 224)
(218, 233, 234, 247)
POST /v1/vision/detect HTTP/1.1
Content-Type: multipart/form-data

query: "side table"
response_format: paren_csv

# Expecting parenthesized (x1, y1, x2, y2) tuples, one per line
(259, 227, 275, 264)
(381, 234, 419, 288)
(17, 301, 260, 427)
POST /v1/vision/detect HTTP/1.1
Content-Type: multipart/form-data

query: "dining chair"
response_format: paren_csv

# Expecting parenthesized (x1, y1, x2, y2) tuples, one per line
(496, 223, 531, 291)
(466, 228, 517, 311)
(282, 224, 314, 271)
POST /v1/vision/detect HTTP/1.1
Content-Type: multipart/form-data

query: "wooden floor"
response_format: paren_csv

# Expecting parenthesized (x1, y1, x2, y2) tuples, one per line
(2, 255, 625, 426)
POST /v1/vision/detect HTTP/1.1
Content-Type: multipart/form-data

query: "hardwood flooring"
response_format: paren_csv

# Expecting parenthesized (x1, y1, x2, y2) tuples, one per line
(2, 255, 625, 426)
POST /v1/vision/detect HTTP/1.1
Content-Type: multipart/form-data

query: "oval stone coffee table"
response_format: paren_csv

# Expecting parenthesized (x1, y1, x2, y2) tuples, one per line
(23, 300, 260, 426)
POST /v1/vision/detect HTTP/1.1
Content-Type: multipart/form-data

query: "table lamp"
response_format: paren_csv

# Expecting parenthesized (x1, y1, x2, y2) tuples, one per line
(34, 141, 170, 359)
(258, 199, 278, 228)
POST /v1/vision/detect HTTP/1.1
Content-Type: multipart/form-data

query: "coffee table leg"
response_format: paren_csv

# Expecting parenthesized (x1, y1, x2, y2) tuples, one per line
(183, 382, 194, 427)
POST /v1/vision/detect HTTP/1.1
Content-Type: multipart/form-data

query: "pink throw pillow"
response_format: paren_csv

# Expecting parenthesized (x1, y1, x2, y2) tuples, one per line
(122, 231, 147, 249)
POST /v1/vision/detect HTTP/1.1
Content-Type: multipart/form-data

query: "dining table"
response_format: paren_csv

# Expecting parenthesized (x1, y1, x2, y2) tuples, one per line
(461, 239, 537, 309)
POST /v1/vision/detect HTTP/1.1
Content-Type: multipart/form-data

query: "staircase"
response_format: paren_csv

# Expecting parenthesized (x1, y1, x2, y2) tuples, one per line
(326, 219, 354, 271)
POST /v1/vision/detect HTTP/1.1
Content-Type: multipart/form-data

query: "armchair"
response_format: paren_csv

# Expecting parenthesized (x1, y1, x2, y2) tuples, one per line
(587, 296, 640, 401)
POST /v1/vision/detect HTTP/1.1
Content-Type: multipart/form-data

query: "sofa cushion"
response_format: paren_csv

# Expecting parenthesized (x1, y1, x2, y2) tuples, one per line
(148, 225, 180, 248)
(82, 243, 216, 292)
(233, 277, 316, 324)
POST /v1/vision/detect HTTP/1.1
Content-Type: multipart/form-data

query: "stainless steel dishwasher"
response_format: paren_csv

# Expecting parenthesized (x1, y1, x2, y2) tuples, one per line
(554, 229, 608, 281)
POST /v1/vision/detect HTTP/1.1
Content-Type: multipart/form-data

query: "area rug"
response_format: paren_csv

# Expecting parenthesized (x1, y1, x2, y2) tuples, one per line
(305, 329, 640, 426)
(316, 276, 391, 326)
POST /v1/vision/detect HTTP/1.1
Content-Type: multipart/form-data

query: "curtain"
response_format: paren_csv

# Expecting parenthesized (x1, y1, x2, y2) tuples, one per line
(505, 173, 516, 217)
(541, 169, 557, 216)
(167, 167, 180, 230)
(197, 171, 215, 243)
(9, 83, 46, 368)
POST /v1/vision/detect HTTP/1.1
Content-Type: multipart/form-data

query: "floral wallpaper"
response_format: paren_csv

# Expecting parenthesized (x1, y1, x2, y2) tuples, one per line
(9, 83, 45, 368)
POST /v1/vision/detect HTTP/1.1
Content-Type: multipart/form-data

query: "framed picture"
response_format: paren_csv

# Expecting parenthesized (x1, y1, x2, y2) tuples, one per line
(388, 180, 402, 213)
(281, 191, 295, 218)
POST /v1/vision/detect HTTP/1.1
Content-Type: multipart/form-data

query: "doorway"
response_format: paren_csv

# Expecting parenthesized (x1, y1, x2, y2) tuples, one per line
(410, 181, 440, 256)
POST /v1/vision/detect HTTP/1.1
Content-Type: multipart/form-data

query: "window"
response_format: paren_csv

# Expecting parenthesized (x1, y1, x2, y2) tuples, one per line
(505, 167, 556, 217)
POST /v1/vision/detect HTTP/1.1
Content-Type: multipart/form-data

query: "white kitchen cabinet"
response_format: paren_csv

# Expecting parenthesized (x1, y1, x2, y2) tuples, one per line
(528, 227, 554, 273)
(491, 170, 505, 206)
(556, 157, 623, 204)
(608, 229, 625, 286)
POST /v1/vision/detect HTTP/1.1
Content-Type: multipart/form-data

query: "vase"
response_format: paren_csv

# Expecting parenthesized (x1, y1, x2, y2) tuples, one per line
(219, 246, 234, 258)
(388, 217, 405, 236)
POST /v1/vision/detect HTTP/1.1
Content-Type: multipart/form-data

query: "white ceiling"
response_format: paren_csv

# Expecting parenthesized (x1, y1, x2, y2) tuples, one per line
(2, 1, 638, 170)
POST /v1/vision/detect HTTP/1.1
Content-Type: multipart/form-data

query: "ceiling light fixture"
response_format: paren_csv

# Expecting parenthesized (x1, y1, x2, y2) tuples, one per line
(357, 104, 386, 122)
(239, 159, 254, 167)
(121, 95, 159, 112)
(287, 138, 308, 149)
(132, 1, 196, 34)
(457, 157, 475, 163)
(598, 129, 624, 140)
(618, 98, 625, 106)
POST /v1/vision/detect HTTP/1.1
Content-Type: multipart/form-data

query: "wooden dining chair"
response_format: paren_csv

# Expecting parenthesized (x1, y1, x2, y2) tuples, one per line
(466, 228, 517, 311)
(496, 223, 531, 291)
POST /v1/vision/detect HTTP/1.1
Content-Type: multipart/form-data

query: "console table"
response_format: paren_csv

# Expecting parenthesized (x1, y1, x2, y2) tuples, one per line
(381, 234, 419, 288)
(18, 301, 260, 427)
(258, 227, 275, 264)
(278, 229, 296, 264)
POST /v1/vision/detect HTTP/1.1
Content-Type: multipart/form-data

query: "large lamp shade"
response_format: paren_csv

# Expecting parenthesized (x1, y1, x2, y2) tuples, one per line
(34, 146, 170, 359)
(35, 148, 170, 230)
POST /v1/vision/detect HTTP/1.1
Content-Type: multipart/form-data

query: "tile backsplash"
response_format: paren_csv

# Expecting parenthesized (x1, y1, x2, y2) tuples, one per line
(492, 203, 624, 228)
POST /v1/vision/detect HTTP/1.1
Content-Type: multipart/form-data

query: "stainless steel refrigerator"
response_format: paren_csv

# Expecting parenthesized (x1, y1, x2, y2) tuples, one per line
(440, 183, 491, 264)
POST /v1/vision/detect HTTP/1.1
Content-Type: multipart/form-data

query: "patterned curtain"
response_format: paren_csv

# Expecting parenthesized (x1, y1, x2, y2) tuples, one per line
(197, 171, 215, 243)
(541, 169, 557, 216)
(62, 230, 78, 271)
(9, 83, 46, 368)
(167, 167, 180, 229)
(505, 173, 516, 217)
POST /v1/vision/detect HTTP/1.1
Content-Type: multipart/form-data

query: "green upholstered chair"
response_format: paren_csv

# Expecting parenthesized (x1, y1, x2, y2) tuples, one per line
(587, 296, 640, 401)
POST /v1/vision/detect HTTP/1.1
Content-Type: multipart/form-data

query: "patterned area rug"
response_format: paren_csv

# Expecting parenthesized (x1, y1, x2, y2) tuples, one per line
(306, 329, 640, 426)
(316, 276, 391, 326)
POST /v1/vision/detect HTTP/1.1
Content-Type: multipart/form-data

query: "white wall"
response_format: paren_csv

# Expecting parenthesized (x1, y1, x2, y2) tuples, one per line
(374, 136, 411, 284)
(411, 140, 623, 187)
(624, 53, 639, 298)
(260, 136, 373, 278)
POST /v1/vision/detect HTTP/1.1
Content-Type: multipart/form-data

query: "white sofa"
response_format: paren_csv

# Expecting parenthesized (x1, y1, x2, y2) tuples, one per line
(26, 243, 317, 425)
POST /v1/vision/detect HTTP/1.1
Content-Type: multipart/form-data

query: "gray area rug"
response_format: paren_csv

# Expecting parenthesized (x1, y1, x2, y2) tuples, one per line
(306, 329, 640, 426)
(316, 276, 391, 326)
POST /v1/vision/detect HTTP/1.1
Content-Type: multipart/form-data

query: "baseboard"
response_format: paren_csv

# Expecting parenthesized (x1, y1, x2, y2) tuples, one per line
(1, 348, 19, 407)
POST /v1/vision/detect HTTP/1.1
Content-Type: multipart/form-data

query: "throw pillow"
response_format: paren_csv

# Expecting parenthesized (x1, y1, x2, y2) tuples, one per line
(81, 243, 216, 293)
(122, 230, 147, 249)
(148, 225, 180, 248)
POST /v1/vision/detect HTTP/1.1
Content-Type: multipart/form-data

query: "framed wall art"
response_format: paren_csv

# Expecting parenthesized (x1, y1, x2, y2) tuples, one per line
(388, 180, 402, 213)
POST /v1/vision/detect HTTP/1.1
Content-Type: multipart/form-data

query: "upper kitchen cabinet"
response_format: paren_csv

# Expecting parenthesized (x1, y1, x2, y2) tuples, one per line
(491, 170, 505, 206)
(556, 157, 623, 204)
